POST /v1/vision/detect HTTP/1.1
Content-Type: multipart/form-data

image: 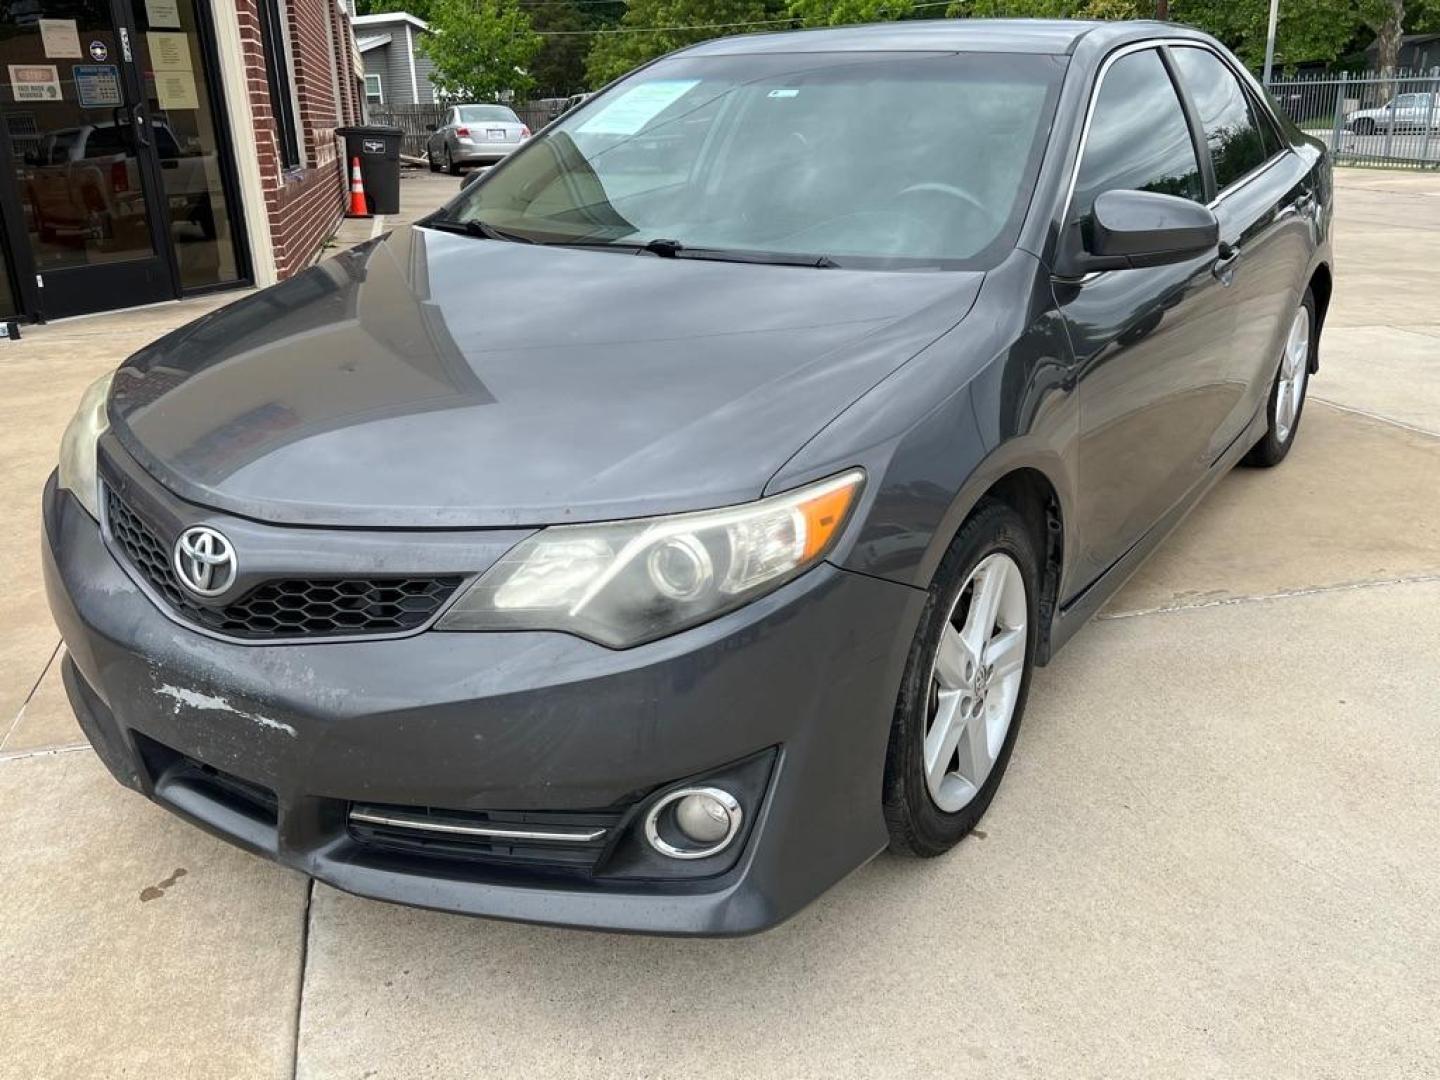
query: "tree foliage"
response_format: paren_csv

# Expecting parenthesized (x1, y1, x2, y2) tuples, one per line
(946, 0, 1376, 67)
(356, 0, 437, 17)
(786, 0, 913, 27)
(529, 0, 595, 97)
(585, 0, 783, 87)
(422, 0, 544, 100)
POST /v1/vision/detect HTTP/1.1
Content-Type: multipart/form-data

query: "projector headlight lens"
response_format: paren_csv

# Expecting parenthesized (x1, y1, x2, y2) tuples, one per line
(438, 469, 864, 648)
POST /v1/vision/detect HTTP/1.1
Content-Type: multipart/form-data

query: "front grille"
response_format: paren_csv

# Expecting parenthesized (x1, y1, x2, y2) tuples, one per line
(105, 488, 462, 640)
(348, 803, 624, 873)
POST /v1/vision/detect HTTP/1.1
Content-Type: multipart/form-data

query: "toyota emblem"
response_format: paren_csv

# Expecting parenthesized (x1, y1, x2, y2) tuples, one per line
(173, 526, 237, 597)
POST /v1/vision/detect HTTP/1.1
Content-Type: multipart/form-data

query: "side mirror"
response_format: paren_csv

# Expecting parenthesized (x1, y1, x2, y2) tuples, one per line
(1057, 189, 1218, 277)
(425, 124, 439, 133)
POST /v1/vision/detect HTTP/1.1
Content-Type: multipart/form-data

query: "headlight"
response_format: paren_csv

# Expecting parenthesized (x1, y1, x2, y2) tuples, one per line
(438, 469, 864, 648)
(57, 372, 115, 520)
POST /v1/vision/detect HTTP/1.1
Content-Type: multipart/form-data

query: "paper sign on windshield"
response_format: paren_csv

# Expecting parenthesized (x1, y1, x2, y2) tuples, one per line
(577, 80, 700, 136)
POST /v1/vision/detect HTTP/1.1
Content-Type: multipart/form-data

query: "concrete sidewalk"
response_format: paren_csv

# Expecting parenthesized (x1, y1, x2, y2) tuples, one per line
(2, 169, 1438, 1079)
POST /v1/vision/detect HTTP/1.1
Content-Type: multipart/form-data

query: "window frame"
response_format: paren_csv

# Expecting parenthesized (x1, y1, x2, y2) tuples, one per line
(1061, 38, 1294, 231)
(1163, 43, 1290, 203)
(1066, 46, 1208, 224)
(364, 73, 384, 106)
(256, 0, 303, 170)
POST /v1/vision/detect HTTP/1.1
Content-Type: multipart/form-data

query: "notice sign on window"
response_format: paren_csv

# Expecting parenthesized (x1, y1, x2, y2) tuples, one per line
(8, 65, 61, 102)
(38, 19, 82, 59)
(154, 69, 197, 110)
(144, 0, 182, 28)
(147, 31, 191, 71)
(577, 80, 700, 136)
(74, 64, 122, 108)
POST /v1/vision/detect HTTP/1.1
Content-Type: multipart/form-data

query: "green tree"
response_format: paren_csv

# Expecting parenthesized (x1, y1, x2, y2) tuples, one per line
(786, 0, 914, 27)
(946, 0, 1368, 69)
(356, 0, 437, 17)
(1359, 0, 1405, 74)
(529, 0, 595, 96)
(422, 0, 544, 100)
(585, 0, 785, 86)
(1169, 0, 1364, 68)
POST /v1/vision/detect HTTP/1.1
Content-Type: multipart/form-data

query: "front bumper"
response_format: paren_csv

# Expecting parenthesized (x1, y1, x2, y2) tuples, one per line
(42, 473, 924, 935)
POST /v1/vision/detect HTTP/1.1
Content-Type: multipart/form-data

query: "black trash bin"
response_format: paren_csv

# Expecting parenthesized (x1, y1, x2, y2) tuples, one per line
(337, 126, 404, 215)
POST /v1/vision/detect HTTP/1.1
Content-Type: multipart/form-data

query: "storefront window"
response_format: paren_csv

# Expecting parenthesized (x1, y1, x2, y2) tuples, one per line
(133, 0, 243, 290)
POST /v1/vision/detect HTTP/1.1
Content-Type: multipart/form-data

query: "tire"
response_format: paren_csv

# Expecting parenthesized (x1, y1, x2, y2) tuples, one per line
(427, 148, 440, 173)
(883, 501, 1040, 857)
(445, 147, 459, 176)
(1354, 118, 1376, 136)
(1243, 289, 1316, 468)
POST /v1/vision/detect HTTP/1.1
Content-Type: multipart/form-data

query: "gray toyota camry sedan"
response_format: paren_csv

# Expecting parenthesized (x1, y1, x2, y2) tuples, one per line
(44, 20, 1332, 935)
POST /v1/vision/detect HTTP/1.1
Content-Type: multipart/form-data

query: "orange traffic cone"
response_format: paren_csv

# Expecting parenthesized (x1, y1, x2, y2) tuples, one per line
(347, 156, 369, 217)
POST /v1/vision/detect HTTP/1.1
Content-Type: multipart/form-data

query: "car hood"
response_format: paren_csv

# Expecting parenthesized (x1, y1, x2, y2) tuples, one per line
(109, 226, 981, 527)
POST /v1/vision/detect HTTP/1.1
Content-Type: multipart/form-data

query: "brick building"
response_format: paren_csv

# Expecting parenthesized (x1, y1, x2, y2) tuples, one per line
(0, 0, 365, 322)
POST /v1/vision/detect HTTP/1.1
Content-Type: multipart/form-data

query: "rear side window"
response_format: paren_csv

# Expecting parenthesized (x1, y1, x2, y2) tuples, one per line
(1072, 48, 1203, 220)
(1170, 47, 1273, 190)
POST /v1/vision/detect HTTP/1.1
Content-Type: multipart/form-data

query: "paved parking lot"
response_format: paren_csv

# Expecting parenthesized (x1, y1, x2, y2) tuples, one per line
(2, 168, 1437, 1079)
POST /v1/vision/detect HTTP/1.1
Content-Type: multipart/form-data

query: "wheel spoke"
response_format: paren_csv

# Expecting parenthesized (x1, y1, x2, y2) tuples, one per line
(956, 706, 994, 787)
(935, 623, 975, 689)
(924, 690, 966, 790)
(960, 559, 1006, 661)
(984, 627, 1026, 681)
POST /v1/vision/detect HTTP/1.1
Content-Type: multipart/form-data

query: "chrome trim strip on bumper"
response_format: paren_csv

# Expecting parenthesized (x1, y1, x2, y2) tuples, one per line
(349, 807, 607, 843)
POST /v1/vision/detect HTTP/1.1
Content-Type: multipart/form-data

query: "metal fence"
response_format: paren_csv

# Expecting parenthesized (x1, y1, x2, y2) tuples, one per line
(1266, 69, 1440, 169)
(366, 102, 565, 159)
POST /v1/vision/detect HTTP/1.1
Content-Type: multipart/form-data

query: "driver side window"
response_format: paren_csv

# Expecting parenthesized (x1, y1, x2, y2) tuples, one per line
(1072, 49, 1204, 222)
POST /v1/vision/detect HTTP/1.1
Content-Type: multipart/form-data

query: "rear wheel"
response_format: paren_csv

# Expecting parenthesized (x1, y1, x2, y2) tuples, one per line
(1244, 290, 1316, 468)
(445, 147, 460, 176)
(884, 501, 1039, 856)
(1354, 118, 1376, 136)
(427, 147, 440, 173)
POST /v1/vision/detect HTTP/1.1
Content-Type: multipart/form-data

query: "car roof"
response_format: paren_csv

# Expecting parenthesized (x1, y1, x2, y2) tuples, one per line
(677, 18, 1205, 58)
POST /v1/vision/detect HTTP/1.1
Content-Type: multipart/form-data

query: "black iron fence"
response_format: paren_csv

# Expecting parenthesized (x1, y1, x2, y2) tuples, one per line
(366, 102, 567, 159)
(1266, 69, 1440, 169)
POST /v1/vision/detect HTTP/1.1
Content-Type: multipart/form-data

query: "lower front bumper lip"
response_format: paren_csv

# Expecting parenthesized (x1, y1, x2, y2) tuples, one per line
(43, 471, 927, 935)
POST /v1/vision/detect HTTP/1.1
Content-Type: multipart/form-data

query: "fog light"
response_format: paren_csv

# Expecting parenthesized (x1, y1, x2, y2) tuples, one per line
(676, 791, 732, 843)
(644, 786, 742, 860)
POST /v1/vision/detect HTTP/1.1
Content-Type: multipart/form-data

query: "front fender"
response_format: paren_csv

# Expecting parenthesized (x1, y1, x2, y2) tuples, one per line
(767, 253, 1080, 601)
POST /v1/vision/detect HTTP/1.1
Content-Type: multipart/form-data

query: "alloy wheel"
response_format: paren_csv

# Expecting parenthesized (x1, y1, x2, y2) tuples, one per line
(1275, 306, 1310, 444)
(924, 552, 1028, 813)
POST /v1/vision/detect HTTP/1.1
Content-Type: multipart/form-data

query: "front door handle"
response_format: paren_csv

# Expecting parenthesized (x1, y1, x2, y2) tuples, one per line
(1212, 242, 1241, 284)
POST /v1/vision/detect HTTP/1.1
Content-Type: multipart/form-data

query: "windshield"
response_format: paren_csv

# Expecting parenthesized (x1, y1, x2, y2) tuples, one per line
(458, 105, 520, 123)
(447, 51, 1065, 268)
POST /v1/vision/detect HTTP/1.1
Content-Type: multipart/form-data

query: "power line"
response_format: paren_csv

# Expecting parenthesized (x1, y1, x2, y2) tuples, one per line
(530, 0, 958, 35)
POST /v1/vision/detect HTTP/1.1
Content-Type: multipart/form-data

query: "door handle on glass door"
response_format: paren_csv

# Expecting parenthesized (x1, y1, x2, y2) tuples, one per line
(132, 108, 150, 148)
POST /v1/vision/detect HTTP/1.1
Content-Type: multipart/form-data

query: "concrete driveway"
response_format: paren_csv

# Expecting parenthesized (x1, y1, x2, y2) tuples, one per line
(2, 169, 1437, 1079)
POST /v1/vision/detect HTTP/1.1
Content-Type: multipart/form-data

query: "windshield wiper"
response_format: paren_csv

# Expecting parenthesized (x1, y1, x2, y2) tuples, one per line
(424, 216, 535, 244)
(640, 238, 837, 268)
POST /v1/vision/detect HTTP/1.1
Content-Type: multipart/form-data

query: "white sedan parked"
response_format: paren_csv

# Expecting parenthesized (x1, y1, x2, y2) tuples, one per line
(1346, 92, 1438, 135)
(426, 105, 531, 174)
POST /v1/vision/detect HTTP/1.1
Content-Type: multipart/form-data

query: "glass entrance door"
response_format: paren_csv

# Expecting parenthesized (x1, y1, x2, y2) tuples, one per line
(0, 0, 177, 318)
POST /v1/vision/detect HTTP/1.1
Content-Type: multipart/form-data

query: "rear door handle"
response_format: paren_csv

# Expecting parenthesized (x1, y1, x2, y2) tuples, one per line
(1212, 242, 1241, 283)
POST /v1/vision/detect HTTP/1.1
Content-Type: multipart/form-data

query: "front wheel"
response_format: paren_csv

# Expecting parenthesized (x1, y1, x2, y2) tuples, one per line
(1243, 290, 1316, 468)
(883, 501, 1039, 856)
